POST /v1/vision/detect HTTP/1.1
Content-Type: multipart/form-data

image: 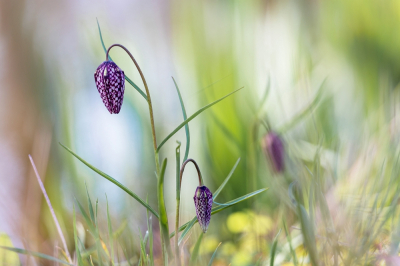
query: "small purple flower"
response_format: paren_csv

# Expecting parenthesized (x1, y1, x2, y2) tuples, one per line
(193, 186, 213, 233)
(94, 61, 125, 114)
(262, 132, 285, 173)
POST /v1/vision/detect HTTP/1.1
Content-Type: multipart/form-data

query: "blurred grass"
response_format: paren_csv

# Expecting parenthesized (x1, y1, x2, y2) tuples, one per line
(3, 0, 400, 265)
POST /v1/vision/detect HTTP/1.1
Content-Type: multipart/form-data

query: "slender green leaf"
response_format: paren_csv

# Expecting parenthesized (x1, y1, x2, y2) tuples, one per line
(106, 195, 115, 266)
(60, 143, 159, 219)
(81, 246, 97, 259)
(189, 233, 203, 266)
(172, 188, 268, 242)
(75, 198, 96, 235)
(158, 159, 172, 257)
(207, 242, 221, 266)
(0, 246, 74, 266)
(213, 158, 240, 200)
(210, 112, 241, 148)
(176, 141, 182, 201)
(283, 220, 298, 266)
(278, 79, 325, 133)
(177, 217, 197, 245)
(85, 183, 95, 223)
(172, 77, 190, 162)
(138, 231, 147, 266)
(113, 220, 127, 239)
(157, 87, 244, 152)
(298, 204, 318, 266)
(148, 215, 154, 266)
(73, 205, 84, 266)
(96, 19, 148, 100)
(257, 77, 270, 113)
(75, 198, 103, 265)
(175, 142, 182, 266)
(269, 229, 281, 266)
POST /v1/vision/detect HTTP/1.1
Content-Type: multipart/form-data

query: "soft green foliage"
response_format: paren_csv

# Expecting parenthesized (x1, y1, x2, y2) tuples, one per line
(7, 3, 400, 265)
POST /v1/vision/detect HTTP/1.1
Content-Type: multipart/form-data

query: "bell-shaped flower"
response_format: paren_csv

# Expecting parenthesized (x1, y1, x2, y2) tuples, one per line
(262, 131, 285, 173)
(193, 186, 213, 233)
(94, 61, 125, 114)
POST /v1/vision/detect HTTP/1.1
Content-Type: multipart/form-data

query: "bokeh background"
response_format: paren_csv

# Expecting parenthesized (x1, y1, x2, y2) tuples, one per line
(1, 0, 400, 265)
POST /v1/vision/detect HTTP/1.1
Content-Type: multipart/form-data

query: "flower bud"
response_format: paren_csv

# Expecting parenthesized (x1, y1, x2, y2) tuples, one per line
(193, 186, 213, 233)
(262, 132, 285, 173)
(94, 61, 125, 114)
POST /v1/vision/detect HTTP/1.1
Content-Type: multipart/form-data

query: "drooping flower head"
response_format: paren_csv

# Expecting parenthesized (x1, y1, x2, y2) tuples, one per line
(193, 186, 213, 233)
(262, 131, 285, 173)
(94, 61, 125, 114)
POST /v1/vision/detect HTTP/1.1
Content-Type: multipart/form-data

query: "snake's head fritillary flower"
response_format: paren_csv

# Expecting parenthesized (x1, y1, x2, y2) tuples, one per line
(94, 61, 125, 114)
(193, 186, 213, 233)
(262, 131, 285, 173)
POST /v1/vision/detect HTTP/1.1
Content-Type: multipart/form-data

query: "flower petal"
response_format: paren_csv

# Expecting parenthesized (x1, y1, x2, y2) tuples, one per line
(94, 61, 113, 113)
(105, 62, 125, 114)
(194, 186, 213, 233)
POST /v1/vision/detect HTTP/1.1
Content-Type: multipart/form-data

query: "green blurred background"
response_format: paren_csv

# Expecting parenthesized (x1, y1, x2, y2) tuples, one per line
(1, 0, 400, 265)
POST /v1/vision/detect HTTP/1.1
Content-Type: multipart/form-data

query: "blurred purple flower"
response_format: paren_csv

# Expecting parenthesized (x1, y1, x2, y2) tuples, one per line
(262, 132, 285, 173)
(94, 61, 125, 114)
(194, 186, 213, 233)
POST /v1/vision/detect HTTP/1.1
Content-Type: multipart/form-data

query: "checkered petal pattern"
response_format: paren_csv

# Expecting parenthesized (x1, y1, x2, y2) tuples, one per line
(193, 186, 213, 233)
(94, 61, 125, 114)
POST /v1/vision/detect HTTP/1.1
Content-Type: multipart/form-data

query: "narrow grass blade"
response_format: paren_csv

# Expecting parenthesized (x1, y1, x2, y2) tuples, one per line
(146, 195, 154, 266)
(158, 159, 172, 258)
(177, 217, 197, 245)
(257, 77, 270, 113)
(138, 231, 146, 266)
(60, 143, 159, 219)
(85, 184, 95, 223)
(73, 205, 84, 266)
(213, 158, 240, 200)
(96, 19, 148, 101)
(277, 79, 325, 133)
(106, 196, 115, 266)
(207, 242, 221, 266)
(113, 220, 127, 239)
(210, 112, 241, 148)
(269, 229, 281, 266)
(157, 87, 244, 152)
(175, 142, 182, 266)
(189, 233, 203, 266)
(0, 246, 74, 266)
(148, 215, 154, 266)
(173, 188, 268, 242)
(172, 77, 190, 162)
(75, 198, 96, 235)
(28, 155, 72, 264)
(283, 220, 298, 266)
(75, 198, 103, 265)
(298, 204, 318, 266)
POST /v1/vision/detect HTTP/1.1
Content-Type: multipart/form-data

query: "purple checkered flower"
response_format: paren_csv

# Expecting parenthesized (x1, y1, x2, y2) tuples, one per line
(262, 131, 285, 173)
(194, 186, 213, 233)
(94, 61, 125, 114)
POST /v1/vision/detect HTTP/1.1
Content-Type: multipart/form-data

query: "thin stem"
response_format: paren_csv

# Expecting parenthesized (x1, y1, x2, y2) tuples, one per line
(180, 159, 203, 189)
(106, 44, 163, 263)
(106, 44, 160, 172)
(29, 155, 72, 264)
(175, 143, 181, 266)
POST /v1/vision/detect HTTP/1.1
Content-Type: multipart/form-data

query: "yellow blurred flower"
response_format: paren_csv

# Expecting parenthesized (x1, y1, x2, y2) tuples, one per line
(221, 242, 236, 256)
(199, 235, 220, 255)
(231, 250, 252, 266)
(227, 212, 250, 233)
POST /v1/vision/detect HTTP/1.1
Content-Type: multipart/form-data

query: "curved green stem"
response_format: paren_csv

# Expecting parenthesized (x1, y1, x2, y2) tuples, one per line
(106, 44, 160, 173)
(180, 159, 203, 187)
